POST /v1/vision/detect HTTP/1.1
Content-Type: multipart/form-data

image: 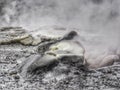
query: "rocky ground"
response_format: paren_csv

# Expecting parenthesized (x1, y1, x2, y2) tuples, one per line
(0, 27, 120, 90)
(0, 44, 120, 90)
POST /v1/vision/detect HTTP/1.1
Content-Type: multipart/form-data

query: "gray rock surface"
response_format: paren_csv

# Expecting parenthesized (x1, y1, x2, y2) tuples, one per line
(18, 30, 85, 78)
(0, 26, 79, 46)
(0, 26, 120, 90)
(0, 46, 120, 90)
(0, 27, 32, 45)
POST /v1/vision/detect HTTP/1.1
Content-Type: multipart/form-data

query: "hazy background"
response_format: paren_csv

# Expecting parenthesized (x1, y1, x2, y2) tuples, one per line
(0, 0, 120, 63)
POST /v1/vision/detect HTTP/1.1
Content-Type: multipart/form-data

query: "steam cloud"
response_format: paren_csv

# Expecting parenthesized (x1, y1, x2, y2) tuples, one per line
(0, 0, 120, 66)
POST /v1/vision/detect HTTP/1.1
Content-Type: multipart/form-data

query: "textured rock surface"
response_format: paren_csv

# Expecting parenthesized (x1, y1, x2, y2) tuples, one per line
(0, 26, 78, 46)
(0, 27, 32, 45)
(18, 30, 85, 78)
(0, 26, 120, 90)
(0, 46, 120, 90)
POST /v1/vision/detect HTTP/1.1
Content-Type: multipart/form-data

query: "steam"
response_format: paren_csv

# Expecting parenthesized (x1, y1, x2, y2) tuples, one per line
(0, 0, 120, 65)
